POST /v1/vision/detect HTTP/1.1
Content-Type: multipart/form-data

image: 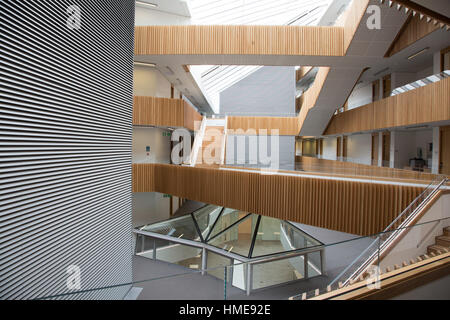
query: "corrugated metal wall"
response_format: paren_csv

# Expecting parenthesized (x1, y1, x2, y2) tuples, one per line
(0, 0, 134, 299)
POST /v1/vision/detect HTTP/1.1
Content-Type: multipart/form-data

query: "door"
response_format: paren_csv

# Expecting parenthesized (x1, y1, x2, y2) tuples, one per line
(371, 133, 379, 165)
(382, 74, 391, 99)
(440, 126, 450, 174)
(382, 132, 390, 167)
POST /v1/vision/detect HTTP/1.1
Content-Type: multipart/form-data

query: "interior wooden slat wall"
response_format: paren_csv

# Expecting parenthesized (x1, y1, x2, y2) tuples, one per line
(297, 67, 331, 131)
(132, 163, 423, 236)
(324, 77, 450, 135)
(183, 100, 203, 131)
(343, 0, 370, 53)
(133, 96, 202, 131)
(226, 116, 299, 135)
(135, 25, 344, 56)
(295, 156, 441, 182)
(387, 14, 440, 57)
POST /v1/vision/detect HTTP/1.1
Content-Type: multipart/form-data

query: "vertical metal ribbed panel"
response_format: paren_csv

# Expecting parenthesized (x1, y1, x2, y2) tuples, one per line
(0, 0, 134, 299)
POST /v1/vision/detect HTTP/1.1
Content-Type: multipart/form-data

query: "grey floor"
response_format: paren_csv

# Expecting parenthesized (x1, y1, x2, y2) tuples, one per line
(132, 221, 373, 300)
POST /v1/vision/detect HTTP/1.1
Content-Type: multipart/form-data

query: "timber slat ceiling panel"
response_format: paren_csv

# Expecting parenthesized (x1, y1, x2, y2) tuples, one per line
(324, 77, 450, 135)
(0, 0, 134, 299)
(132, 164, 422, 236)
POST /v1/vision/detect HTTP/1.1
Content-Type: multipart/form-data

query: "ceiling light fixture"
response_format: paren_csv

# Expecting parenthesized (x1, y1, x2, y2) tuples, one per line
(136, 1, 158, 8)
(407, 47, 429, 60)
(134, 61, 156, 67)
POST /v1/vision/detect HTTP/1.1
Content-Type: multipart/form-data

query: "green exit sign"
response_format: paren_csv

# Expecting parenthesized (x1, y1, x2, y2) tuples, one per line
(163, 194, 172, 198)
(163, 132, 172, 137)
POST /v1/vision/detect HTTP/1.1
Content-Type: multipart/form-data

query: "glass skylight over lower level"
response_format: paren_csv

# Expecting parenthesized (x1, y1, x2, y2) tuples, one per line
(136, 204, 322, 259)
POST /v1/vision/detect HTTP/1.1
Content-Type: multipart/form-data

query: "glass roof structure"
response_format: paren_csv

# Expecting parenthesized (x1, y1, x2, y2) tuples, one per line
(187, 0, 333, 113)
(137, 204, 322, 259)
(391, 70, 450, 96)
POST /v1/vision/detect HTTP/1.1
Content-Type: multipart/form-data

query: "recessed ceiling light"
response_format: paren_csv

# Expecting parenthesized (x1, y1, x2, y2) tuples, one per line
(134, 61, 156, 67)
(407, 47, 429, 60)
(136, 1, 158, 8)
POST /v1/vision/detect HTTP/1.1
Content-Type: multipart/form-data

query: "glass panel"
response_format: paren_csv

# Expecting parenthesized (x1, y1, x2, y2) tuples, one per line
(306, 251, 322, 277)
(251, 218, 321, 257)
(207, 208, 248, 240)
(208, 214, 259, 257)
(139, 214, 200, 241)
(193, 205, 222, 240)
(252, 256, 305, 290)
(206, 251, 233, 282)
(231, 260, 247, 291)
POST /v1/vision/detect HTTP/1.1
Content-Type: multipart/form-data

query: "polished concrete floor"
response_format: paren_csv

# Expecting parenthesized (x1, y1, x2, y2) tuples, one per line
(132, 226, 372, 300)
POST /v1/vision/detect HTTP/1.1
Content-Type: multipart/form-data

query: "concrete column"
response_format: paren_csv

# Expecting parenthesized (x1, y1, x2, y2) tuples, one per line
(432, 127, 440, 174)
(339, 135, 344, 161)
(378, 132, 383, 167)
(433, 51, 442, 74)
(378, 79, 383, 100)
(389, 131, 396, 168)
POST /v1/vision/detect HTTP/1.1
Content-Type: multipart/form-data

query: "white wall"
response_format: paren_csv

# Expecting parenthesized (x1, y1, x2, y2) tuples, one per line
(346, 134, 372, 165)
(394, 130, 433, 169)
(220, 66, 296, 116)
(322, 137, 337, 160)
(133, 193, 170, 227)
(347, 83, 372, 110)
(133, 127, 172, 164)
(134, 65, 178, 98)
(381, 193, 450, 270)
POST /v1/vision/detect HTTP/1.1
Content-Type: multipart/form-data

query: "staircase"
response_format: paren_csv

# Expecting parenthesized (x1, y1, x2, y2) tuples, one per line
(190, 117, 227, 167)
(427, 227, 450, 255)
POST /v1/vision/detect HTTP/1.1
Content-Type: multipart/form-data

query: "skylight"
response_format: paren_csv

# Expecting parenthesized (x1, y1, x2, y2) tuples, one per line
(188, 0, 333, 114)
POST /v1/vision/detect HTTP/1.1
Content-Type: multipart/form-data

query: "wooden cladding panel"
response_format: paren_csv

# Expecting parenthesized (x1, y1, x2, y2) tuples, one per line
(183, 100, 203, 132)
(227, 116, 299, 135)
(387, 13, 440, 57)
(132, 163, 422, 236)
(343, 0, 370, 52)
(133, 96, 201, 130)
(324, 77, 450, 135)
(135, 25, 344, 56)
(297, 67, 331, 131)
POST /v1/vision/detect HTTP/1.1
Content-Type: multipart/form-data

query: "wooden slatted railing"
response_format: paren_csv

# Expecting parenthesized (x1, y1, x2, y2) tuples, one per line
(133, 96, 202, 131)
(324, 77, 450, 135)
(132, 163, 422, 236)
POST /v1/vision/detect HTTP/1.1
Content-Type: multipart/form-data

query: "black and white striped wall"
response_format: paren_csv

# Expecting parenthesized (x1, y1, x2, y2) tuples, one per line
(0, 0, 134, 299)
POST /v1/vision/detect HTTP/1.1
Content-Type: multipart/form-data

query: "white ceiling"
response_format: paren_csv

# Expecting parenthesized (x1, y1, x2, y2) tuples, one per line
(136, 0, 191, 17)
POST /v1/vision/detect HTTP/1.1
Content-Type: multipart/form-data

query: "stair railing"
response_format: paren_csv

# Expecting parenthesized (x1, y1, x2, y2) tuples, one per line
(330, 176, 448, 287)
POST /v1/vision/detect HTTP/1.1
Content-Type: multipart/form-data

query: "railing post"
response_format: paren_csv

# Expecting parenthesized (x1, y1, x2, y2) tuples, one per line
(246, 263, 253, 296)
(202, 247, 207, 276)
